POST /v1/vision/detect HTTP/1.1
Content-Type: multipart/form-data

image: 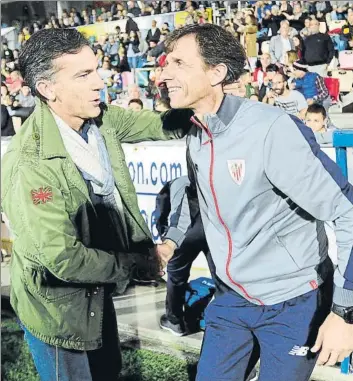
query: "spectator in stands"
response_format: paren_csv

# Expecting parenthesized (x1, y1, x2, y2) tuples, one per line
(340, 10, 353, 50)
(125, 13, 139, 35)
(104, 34, 120, 62)
(305, 103, 329, 133)
(292, 34, 303, 59)
(279, 0, 293, 15)
(244, 14, 258, 70)
(300, 17, 312, 39)
(263, 72, 307, 119)
(146, 20, 161, 44)
(1, 41, 14, 61)
(126, 31, 140, 70)
(282, 3, 307, 32)
(6, 71, 23, 95)
(128, 98, 144, 111)
(283, 50, 299, 80)
(161, 22, 171, 34)
(305, 104, 334, 145)
(261, 5, 284, 40)
(16, 84, 35, 108)
(303, 18, 334, 77)
(291, 60, 331, 112)
(128, 1, 142, 17)
(98, 60, 113, 83)
(148, 34, 166, 61)
(240, 70, 256, 98)
(22, 27, 31, 41)
(258, 63, 279, 101)
(269, 20, 295, 65)
(254, 52, 271, 88)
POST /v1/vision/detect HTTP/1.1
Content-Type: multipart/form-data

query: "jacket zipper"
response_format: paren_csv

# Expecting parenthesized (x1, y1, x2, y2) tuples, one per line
(191, 116, 264, 305)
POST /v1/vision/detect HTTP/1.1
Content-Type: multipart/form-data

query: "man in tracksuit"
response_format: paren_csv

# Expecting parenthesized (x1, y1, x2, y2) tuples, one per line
(156, 24, 353, 381)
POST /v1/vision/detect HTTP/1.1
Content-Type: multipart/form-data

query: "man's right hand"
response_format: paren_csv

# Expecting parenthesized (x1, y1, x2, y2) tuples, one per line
(156, 240, 176, 268)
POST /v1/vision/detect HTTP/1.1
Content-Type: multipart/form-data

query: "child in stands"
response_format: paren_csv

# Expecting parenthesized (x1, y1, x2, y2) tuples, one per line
(305, 104, 335, 144)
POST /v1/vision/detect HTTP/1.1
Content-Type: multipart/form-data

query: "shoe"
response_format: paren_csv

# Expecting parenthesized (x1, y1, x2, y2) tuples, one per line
(246, 369, 258, 381)
(159, 314, 186, 337)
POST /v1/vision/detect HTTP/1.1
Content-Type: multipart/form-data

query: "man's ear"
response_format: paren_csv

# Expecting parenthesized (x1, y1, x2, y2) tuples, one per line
(36, 80, 56, 102)
(209, 63, 228, 87)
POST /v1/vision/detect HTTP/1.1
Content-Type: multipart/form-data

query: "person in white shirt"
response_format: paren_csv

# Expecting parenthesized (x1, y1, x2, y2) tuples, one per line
(263, 72, 307, 120)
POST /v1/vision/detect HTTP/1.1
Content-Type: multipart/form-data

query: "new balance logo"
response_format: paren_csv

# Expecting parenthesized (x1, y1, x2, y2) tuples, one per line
(288, 346, 310, 356)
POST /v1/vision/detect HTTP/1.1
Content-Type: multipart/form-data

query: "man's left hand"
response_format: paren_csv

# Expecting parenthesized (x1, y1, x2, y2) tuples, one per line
(311, 312, 353, 366)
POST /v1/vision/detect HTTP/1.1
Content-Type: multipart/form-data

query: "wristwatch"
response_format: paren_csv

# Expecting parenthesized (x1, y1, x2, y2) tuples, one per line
(332, 304, 353, 324)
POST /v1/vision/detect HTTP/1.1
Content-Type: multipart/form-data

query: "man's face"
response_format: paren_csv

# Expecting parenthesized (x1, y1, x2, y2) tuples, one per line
(128, 85, 140, 98)
(260, 54, 271, 68)
(45, 46, 104, 120)
(305, 112, 325, 132)
(129, 101, 143, 111)
(294, 4, 302, 14)
(161, 35, 218, 109)
(280, 24, 289, 37)
(305, 18, 310, 28)
(309, 20, 320, 34)
(272, 74, 286, 95)
(152, 20, 157, 28)
(21, 85, 30, 96)
(267, 71, 277, 81)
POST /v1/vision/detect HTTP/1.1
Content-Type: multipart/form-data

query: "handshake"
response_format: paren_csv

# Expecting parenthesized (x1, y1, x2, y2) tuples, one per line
(130, 240, 177, 284)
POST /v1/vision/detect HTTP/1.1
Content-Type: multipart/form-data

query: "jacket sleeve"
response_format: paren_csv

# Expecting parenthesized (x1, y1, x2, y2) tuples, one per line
(8, 163, 135, 284)
(164, 176, 192, 247)
(264, 114, 353, 307)
(162, 148, 195, 247)
(107, 105, 193, 143)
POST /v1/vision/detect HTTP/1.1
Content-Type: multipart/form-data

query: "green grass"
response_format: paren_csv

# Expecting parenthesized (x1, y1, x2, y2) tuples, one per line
(1, 317, 197, 381)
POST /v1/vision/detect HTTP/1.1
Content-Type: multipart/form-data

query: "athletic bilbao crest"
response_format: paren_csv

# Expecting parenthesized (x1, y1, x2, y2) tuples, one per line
(227, 160, 245, 185)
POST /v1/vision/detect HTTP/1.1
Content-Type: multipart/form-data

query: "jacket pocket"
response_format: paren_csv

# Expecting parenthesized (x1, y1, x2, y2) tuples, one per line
(23, 266, 84, 303)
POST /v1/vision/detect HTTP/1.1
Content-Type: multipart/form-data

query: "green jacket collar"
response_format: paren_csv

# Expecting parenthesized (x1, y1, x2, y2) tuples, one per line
(34, 98, 68, 160)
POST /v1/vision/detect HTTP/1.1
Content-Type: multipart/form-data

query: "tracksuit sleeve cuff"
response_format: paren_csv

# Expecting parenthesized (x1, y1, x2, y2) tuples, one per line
(333, 286, 353, 307)
(163, 227, 186, 249)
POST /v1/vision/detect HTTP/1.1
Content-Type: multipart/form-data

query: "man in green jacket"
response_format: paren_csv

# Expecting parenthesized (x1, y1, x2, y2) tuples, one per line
(1, 28, 192, 381)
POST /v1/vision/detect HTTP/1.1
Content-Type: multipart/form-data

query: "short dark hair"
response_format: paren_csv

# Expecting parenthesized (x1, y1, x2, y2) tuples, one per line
(128, 98, 143, 108)
(18, 28, 89, 100)
(306, 104, 327, 119)
(266, 64, 279, 73)
(165, 23, 246, 85)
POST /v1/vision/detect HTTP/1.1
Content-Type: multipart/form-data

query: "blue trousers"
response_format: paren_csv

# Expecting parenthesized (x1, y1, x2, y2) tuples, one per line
(21, 296, 121, 381)
(196, 277, 333, 381)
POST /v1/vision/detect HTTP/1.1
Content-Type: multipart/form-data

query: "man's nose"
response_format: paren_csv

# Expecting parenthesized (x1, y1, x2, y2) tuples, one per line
(160, 67, 171, 82)
(93, 72, 105, 90)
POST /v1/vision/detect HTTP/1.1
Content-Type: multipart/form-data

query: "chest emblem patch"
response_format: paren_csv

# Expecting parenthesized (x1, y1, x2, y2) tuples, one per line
(227, 160, 245, 185)
(31, 187, 53, 205)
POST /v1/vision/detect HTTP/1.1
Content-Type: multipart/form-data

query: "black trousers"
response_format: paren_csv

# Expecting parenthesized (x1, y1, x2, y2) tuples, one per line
(165, 214, 215, 324)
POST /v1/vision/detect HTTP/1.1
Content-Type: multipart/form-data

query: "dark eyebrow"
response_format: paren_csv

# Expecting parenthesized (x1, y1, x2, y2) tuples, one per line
(73, 65, 99, 78)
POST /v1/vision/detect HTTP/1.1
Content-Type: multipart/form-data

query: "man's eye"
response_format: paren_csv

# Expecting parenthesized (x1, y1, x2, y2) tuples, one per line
(80, 73, 88, 78)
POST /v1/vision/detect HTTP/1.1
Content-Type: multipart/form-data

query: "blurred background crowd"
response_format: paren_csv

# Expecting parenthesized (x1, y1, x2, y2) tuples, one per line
(2, 1, 353, 140)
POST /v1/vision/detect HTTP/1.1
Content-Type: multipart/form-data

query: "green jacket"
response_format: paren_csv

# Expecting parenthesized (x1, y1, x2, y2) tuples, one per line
(1, 100, 191, 350)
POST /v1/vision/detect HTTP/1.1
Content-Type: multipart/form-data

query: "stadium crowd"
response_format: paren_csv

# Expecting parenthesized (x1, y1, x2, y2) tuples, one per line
(2, 0, 353, 139)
